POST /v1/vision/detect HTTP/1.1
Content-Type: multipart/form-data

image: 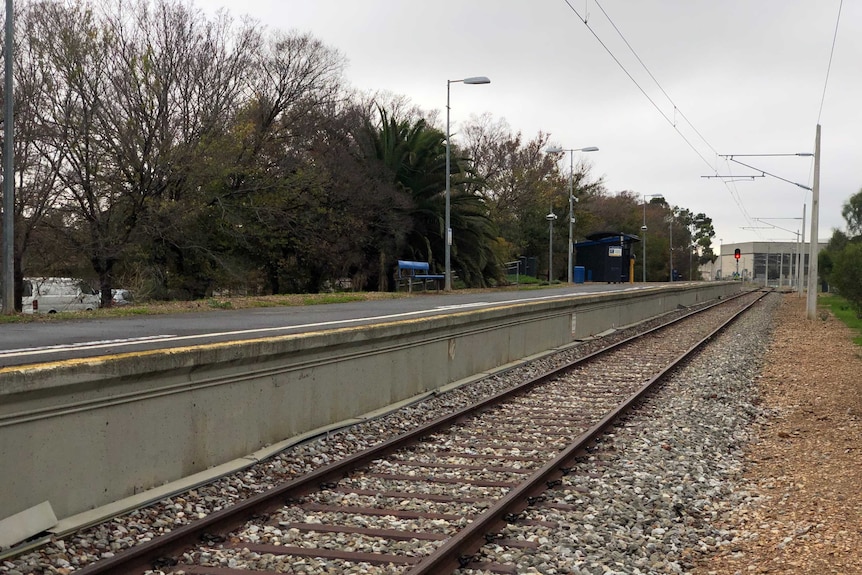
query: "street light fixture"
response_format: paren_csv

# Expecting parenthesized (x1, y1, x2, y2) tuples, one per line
(544, 145, 599, 282)
(445, 76, 490, 292)
(641, 193, 663, 282)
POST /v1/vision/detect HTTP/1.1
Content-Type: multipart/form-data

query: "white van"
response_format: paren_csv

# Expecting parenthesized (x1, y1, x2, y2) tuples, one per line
(22, 277, 101, 314)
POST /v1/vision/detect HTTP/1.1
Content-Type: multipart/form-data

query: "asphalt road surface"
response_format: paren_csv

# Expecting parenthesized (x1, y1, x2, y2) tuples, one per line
(0, 283, 655, 368)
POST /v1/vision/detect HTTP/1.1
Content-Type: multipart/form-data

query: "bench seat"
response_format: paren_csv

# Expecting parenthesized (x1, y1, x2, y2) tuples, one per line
(396, 261, 443, 292)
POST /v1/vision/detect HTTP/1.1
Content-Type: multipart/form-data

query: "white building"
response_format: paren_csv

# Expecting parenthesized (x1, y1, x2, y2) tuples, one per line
(713, 240, 828, 287)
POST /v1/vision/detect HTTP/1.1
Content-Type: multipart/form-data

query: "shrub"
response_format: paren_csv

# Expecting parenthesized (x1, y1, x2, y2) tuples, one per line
(829, 242, 862, 317)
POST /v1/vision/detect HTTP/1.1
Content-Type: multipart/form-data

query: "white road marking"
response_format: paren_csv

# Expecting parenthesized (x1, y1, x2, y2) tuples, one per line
(1, 287, 651, 360)
(0, 335, 178, 357)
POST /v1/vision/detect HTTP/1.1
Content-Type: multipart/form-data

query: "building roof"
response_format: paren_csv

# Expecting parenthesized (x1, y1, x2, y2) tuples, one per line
(577, 231, 641, 246)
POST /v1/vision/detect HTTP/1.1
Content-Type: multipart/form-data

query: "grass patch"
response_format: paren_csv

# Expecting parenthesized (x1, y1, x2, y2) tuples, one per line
(301, 294, 369, 305)
(820, 294, 862, 346)
(94, 306, 154, 317)
(507, 274, 544, 286)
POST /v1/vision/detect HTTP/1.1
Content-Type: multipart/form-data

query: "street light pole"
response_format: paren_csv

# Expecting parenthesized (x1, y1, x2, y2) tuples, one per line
(445, 76, 490, 292)
(544, 145, 598, 282)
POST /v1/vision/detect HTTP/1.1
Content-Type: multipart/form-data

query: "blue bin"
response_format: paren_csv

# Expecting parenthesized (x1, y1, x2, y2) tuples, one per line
(573, 266, 585, 284)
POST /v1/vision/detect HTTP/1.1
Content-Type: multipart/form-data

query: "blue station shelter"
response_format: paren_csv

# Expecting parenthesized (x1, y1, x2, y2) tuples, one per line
(574, 232, 641, 283)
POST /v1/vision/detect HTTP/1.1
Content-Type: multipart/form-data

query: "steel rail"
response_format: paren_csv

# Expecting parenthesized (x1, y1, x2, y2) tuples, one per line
(73, 288, 765, 575)
(406, 289, 771, 573)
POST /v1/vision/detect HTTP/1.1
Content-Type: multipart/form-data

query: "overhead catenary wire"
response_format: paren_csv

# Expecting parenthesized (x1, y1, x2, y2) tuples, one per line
(591, 0, 719, 158)
(559, 0, 716, 173)
(560, 0, 844, 245)
(720, 157, 759, 234)
(561, 0, 759, 232)
(805, 0, 843, 195)
(817, 0, 843, 125)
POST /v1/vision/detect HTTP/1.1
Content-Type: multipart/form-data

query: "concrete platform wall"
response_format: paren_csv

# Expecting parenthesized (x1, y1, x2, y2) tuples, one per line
(0, 283, 743, 522)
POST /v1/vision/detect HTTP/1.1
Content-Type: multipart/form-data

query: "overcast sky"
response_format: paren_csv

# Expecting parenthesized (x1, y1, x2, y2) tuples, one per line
(196, 0, 858, 249)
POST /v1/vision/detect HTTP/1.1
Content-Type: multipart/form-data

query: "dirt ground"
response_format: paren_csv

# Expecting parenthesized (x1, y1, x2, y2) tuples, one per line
(694, 294, 862, 574)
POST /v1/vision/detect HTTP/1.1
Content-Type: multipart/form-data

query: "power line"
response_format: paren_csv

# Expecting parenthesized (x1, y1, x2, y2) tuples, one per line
(817, 0, 843, 124)
(560, 0, 758, 232)
(592, 0, 719, 158)
(559, 0, 716, 173)
(720, 157, 758, 234)
(803, 3, 843, 203)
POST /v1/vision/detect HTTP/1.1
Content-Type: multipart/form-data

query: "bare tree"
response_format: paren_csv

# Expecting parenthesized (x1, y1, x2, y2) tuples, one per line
(0, 2, 72, 308)
(224, 29, 346, 188)
(27, 1, 122, 302)
(18, 0, 261, 304)
(96, 0, 260, 300)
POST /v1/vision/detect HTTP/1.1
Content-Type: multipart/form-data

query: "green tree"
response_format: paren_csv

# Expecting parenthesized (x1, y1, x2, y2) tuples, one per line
(368, 108, 501, 287)
(225, 103, 410, 294)
(829, 242, 862, 317)
(841, 188, 862, 236)
(137, 26, 348, 298)
(462, 115, 606, 280)
(825, 189, 862, 315)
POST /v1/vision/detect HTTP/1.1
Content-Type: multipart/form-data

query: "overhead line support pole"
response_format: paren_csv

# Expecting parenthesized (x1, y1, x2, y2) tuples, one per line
(2, 0, 14, 314)
(806, 125, 821, 319)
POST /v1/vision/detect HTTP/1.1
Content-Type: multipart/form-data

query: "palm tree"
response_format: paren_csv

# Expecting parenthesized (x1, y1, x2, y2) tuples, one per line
(367, 108, 501, 287)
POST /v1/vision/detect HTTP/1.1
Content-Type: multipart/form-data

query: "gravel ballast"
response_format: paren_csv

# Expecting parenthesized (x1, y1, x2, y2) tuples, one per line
(0, 294, 779, 574)
(460, 294, 780, 574)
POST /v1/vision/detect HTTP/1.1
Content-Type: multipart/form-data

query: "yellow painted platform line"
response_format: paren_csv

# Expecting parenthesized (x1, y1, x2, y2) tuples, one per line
(0, 302, 538, 375)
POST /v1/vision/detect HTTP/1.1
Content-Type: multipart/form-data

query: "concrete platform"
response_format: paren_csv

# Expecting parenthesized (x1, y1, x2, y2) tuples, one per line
(0, 282, 742, 528)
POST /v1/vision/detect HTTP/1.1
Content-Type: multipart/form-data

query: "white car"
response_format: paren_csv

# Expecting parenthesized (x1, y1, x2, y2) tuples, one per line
(111, 289, 134, 306)
(22, 277, 101, 314)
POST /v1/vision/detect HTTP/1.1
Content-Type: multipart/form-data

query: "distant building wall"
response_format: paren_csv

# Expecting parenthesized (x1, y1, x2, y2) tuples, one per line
(716, 240, 827, 287)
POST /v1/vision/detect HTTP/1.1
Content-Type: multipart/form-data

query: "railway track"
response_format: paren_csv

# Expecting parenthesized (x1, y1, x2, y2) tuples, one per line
(56, 288, 772, 575)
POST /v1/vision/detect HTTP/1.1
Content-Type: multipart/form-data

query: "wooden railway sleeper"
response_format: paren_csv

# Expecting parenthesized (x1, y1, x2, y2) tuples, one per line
(199, 532, 225, 544)
(151, 556, 178, 569)
(459, 553, 480, 567)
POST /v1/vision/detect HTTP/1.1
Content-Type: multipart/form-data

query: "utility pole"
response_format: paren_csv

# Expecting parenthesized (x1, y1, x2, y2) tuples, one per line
(806, 125, 821, 319)
(2, 0, 14, 314)
(797, 203, 806, 296)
